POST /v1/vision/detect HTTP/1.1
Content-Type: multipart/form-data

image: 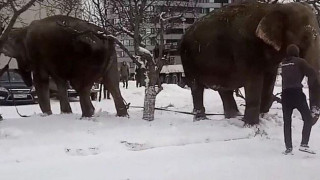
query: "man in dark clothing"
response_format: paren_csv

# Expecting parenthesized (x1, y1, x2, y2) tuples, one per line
(0, 64, 9, 121)
(281, 44, 319, 155)
(135, 65, 146, 88)
(120, 62, 129, 89)
(103, 84, 111, 99)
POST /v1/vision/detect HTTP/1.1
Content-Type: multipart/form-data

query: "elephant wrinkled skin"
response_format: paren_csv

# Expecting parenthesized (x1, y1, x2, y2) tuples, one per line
(0, 15, 128, 117)
(180, 2, 320, 125)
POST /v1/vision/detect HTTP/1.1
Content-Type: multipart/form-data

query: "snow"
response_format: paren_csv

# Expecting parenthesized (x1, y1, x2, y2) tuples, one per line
(138, 47, 153, 57)
(1, 81, 320, 180)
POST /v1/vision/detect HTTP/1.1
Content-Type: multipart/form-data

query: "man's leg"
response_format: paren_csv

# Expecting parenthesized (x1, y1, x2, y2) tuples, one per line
(282, 91, 294, 149)
(296, 93, 313, 146)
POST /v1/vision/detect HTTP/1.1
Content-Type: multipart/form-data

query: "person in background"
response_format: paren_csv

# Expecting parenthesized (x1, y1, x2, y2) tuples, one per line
(135, 65, 143, 88)
(281, 44, 319, 155)
(103, 84, 111, 99)
(120, 61, 129, 89)
(0, 64, 9, 120)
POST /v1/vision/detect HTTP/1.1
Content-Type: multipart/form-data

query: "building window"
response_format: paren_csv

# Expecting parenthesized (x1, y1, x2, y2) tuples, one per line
(151, 28, 156, 34)
(114, 18, 120, 24)
(146, 28, 151, 34)
(123, 40, 130, 46)
(129, 40, 134, 46)
(201, 8, 210, 14)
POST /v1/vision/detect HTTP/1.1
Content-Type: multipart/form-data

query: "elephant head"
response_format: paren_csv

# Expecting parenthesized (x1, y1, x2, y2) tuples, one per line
(256, 2, 320, 123)
(0, 27, 32, 86)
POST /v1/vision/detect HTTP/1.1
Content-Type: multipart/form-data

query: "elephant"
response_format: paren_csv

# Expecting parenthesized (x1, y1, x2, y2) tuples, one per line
(0, 15, 128, 117)
(180, 2, 320, 125)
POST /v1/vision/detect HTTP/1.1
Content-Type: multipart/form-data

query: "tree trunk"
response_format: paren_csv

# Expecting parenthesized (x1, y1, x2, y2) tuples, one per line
(142, 57, 159, 121)
(142, 85, 157, 121)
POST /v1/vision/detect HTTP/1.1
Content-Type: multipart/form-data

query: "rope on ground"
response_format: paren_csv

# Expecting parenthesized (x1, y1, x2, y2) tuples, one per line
(6, 58, 30, 118)
(129, 105, 244, 116)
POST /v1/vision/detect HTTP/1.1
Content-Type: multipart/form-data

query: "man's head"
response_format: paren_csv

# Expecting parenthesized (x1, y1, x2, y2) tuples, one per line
(286, 44, 300, 57)
(123, 61, 126, 66)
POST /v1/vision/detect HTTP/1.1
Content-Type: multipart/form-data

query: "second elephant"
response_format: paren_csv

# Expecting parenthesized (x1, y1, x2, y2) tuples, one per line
(180, 2, 320, 125)
(0, 15, 128, 117)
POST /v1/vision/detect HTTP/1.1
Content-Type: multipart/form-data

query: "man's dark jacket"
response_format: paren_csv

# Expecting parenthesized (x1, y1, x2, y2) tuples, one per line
(281, 57, 318, 90)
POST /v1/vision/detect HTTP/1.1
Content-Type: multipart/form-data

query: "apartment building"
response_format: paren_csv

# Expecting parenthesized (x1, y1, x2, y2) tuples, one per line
(114, 0, 231, 78)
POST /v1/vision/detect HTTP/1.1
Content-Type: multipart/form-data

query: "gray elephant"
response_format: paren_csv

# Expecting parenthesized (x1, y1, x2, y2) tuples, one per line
(0, 15, 128, 117)
(180, 2, 320, 125)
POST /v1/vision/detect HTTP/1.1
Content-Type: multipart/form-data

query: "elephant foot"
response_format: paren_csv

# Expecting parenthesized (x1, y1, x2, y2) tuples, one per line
(40, 111, 52, 117)
(242, 117, 260, 125)
(225, 110, 241, 119)
(61, 111, 73, 114)
(116, 107, 129, 117)
(61, 108, 72, 114)
(81, 108, 95, 118)
(193, 108, 208, 122)
(81, 113, 94, 118)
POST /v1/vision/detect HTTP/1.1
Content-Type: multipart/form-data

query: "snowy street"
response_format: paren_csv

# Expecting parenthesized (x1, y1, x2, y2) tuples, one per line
(0, 81, 319, 180)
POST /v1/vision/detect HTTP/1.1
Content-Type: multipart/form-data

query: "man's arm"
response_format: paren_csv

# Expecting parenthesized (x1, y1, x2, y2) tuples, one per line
(299, 59, 319, 86)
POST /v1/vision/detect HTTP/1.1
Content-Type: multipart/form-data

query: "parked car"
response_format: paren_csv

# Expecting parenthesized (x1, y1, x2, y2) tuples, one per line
(0, 70, 37, 105)
(49, 78, 100, 100)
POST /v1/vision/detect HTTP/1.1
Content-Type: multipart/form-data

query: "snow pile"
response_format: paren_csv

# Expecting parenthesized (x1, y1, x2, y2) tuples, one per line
(0, 81, 319, 180)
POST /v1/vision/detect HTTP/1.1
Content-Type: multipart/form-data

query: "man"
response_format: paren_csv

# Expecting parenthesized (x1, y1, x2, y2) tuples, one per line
(0, 64, 9, 121)
(120, 61, 129, 89)
(281, 44, 319, 155)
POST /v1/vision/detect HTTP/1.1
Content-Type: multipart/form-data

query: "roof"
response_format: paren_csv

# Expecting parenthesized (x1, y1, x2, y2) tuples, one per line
(160, 64, 184, 74)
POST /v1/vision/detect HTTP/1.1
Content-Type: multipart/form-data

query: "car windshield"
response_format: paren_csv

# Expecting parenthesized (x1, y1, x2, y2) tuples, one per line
(0, 71, 24, 82)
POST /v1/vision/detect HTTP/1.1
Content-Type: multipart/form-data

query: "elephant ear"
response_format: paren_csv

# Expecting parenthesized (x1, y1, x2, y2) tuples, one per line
(256, 11, 286, 51)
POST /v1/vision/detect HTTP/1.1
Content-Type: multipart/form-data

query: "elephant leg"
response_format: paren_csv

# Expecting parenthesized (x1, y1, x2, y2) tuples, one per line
(55, 79, 72, 114)
(79, 87, 95, 117)
(260, 69, 277, 113)
(104, 77, 128, 117)
(244, 74, 264, 125)
(191, 80, 206, 120)
(33, 70, 52, 115)
(218, 90, 240, 118)
(103, 51, 128, 117)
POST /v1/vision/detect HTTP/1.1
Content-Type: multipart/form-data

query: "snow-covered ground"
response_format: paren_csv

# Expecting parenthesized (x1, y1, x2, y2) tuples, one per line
(0, 81, 319, 180)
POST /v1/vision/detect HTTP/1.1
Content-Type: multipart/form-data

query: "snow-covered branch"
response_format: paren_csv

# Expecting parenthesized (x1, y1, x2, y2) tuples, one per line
(0, 0, 40, 50)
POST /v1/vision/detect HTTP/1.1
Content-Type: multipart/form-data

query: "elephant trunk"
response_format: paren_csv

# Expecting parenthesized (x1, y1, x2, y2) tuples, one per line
(309, 80, 320, 125)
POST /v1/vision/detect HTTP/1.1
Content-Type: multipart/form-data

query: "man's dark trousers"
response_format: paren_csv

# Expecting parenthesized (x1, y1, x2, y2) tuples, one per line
(282, 88, 313, 149)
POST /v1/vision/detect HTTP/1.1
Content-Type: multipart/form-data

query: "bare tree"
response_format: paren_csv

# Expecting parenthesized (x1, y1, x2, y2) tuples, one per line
(39, 0, 83, 17)
(0, 0, 42, 51)
(82, 0, 199, 120)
